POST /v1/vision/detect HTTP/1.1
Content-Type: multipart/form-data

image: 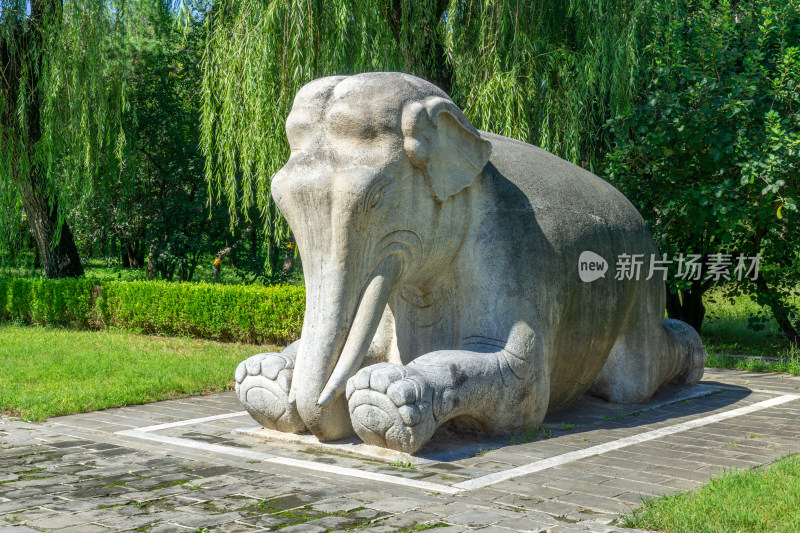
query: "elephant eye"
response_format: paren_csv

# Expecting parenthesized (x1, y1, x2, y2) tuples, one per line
(365, 183, 391, 211)
(370, 189, 384, 209)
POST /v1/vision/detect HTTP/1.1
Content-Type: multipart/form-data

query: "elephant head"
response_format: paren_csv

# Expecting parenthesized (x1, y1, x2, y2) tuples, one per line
(271, 72, 492, 441)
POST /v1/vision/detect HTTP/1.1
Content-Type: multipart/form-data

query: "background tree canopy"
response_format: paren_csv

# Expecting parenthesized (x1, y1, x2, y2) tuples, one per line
(201, 0, 660, 237)
(606, 0, 800, 345)
(0, 0, 262, 282)
(0, 0, 124, 278)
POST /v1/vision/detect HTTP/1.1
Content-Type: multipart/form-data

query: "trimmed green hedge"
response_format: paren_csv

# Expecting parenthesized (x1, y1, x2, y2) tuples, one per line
(0, 278, 304, 344)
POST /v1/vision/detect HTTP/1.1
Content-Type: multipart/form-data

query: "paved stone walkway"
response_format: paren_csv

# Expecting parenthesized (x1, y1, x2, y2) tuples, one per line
(2, 368, 799, 533)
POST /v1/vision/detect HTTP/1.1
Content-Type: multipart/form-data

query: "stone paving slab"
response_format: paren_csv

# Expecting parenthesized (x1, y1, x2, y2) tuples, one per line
(1, 368, 799, 532)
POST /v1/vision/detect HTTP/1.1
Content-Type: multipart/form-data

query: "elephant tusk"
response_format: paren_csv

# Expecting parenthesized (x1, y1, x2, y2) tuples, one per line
(318, 256, 401, 407)
(316, 387, 338, 408)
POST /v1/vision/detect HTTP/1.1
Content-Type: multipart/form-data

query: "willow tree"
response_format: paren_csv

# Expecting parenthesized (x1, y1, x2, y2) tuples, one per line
(201, 0, 665, 246)
(0, 0, 160, 277)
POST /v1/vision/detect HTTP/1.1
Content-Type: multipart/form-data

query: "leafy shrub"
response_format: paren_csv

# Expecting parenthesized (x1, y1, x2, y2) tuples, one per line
(605, 0, 800, 341)
(0, 278, 304, 344)
(0, 278, 96, 328)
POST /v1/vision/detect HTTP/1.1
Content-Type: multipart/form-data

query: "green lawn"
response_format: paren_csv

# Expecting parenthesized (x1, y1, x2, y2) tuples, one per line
(0, 325, 280, 421)
(705, 349, 800, 376)
(623, 455, 800, 533)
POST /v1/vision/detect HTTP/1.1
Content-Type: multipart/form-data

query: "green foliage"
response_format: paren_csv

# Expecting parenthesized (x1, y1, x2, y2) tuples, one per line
(606, 0, 800, 339)
(623, 455, 800, 532)
(509, 426, 552, 445)
(201, 0, 663, 240)
(702, 284, 799, 355)
(73, 3, 244, 281)
(0, 257, 267, 284)
(449, 0, 657, 168)
(0, 0, 133, 249)
(4, 1, 667, 281)
(0, 277, 304, 343)
(1, 0, 116, 194)
(0, 278, 96, 328)
(1, 0, 273, 282)
(0, 324, 269, 420)
(99, 280, 304, 343)
(81, 260, 247, 284)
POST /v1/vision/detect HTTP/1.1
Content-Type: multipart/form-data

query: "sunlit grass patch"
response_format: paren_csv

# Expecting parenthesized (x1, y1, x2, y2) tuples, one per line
(702, 287, 799, 374)
(702, 288, 792, 356)
(705, 347, 800, 376)
(623, 455, 800, 533)
(0, 325, 279, 421)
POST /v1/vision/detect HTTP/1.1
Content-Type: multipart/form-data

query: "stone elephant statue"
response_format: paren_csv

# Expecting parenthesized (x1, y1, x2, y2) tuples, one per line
(235, 72, 706, 454)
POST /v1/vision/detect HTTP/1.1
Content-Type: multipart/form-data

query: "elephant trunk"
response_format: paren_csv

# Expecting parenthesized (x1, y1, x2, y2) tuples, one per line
(289, 255, 401, 441)
(318, 255, 401, 406)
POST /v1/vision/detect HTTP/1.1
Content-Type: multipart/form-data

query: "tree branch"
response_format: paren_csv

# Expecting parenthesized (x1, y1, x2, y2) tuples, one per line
(212, 223, 254, 280)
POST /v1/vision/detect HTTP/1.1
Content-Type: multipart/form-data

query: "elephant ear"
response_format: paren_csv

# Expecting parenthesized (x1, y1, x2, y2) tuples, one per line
(402, 97, 492, 203)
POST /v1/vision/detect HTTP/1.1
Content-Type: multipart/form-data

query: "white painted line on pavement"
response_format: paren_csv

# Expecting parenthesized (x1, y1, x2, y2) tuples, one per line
(118, 429, 274, 460)
(115, 392, 799, 494)
(453, 393, 800, 491)
(116, 429, 460, 494)
(131, 411, 250, 433)
(747, 388, 800, 397)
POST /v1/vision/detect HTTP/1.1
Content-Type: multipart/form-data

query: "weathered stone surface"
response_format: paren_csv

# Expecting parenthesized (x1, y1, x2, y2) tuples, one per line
(366, 497, 429, 513)
(234, 71, 706, 454)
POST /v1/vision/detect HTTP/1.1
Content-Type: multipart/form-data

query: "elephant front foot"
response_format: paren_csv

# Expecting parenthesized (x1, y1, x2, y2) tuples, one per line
(235, 352, 306, 433)
(346, 363, 437, 454)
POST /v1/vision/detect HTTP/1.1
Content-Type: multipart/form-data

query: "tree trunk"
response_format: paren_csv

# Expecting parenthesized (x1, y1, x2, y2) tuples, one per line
(146, 244, 159, 279)
(755, 275, 800, 349)
(665, 280, 707, 332)
(121, 242, 131, 268)
(743, 229, 799, 348)
(121, 241, 143, 268)
(186, 250, 202, 281)
(1, 1, 83, 279)
(29, 232, 41, 269)
(162, 263, 175, 281)
(20, 179, 84, 278)
(267, 235, 281, 276)
(212, 224, 254, 280)
(282, 234, 296, 274)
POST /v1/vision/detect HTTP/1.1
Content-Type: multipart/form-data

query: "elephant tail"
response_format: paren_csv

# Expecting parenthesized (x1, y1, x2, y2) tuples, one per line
(663, 318, 707, 386)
